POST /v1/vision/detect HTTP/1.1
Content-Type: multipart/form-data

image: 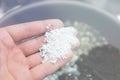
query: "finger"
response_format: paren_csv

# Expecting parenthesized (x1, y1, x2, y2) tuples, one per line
(30, 50, 73, 80)
(18, 36, 45, 56)
(5, 19, 63, 42)
(27, 52, 42, 69)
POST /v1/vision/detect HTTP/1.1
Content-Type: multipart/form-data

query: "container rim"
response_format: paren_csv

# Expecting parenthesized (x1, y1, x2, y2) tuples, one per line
(0, 0, 120, 25)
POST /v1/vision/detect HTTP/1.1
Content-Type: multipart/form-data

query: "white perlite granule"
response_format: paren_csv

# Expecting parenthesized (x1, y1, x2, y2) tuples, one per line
(39, 27, 79, 63)
(44, 21, 108, 80)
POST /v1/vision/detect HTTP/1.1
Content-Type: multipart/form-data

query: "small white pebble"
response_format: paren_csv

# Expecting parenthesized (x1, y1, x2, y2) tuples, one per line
(89, 78, 93, 80)
(86, 74, 92, 77)
(46, 26, 50, 29)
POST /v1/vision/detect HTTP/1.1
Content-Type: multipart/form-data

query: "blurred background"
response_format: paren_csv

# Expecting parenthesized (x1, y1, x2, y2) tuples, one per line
(1, 0, 120, 20)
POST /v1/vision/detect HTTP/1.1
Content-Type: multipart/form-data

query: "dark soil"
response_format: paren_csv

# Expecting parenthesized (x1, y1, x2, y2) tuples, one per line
(59, 44, 120, 80)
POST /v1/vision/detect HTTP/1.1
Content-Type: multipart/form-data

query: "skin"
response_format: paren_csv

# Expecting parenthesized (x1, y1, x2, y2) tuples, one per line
(0, 19, 79, 80)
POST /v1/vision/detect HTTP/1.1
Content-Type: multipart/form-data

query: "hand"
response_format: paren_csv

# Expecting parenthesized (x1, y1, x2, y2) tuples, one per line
(0, 19, 77, 80)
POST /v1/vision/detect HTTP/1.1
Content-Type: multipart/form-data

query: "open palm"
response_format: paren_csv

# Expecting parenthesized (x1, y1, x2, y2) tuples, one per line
(0, 19, 74, 80)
